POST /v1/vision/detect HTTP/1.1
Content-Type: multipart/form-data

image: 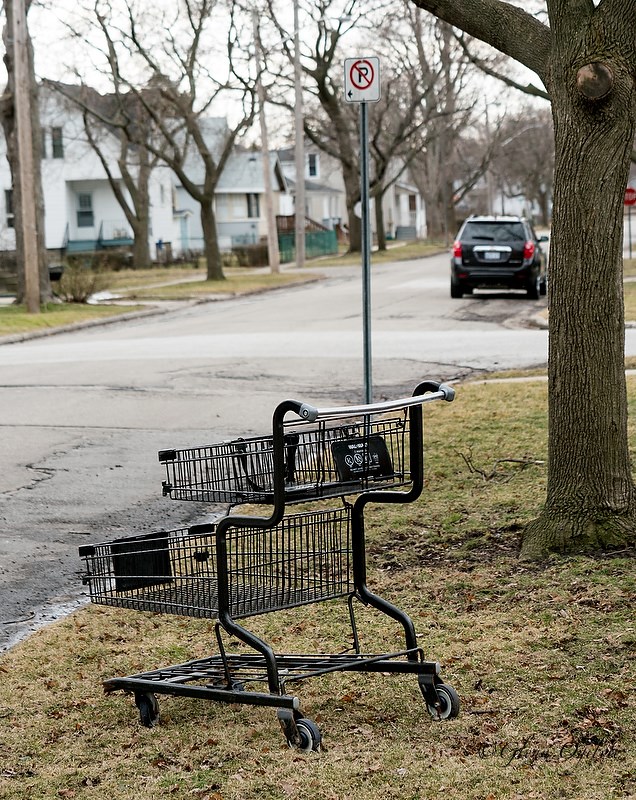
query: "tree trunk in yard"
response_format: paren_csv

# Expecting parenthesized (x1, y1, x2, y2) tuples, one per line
(521, 57, 636, 557)
(201, 201, 224, 281)
(131, 214, 151, 268)
(409, 0, 636, 557)
(124, 144, 152, 269)
(374, 188, 387, 251)
(1, 0, 50, 304)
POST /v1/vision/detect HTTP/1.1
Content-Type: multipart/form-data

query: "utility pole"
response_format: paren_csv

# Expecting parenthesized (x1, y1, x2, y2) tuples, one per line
(293, 0, 305, 269)
(252, 12, 280, 273)
(12, 0, 40, 313)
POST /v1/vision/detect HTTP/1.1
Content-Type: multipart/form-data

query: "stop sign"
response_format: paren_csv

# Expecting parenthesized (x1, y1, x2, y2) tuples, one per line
(625, 187, 636, 206)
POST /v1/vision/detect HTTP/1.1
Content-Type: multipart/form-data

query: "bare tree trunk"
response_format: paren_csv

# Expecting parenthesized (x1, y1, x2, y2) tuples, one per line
(374, 189, 387, 251)
(2, 0, 50, 304)
(201, 201, 224, 280)
(126, 147, 151, 268)
(521, 59, 636, 557)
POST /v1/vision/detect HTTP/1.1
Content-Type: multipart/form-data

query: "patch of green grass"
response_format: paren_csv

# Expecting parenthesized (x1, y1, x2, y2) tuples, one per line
(0, 270, 321, 336)
(315, 239, 446, 268)
(118, 270, 321, 300)
(624, 280, 636, 321)
(0, 302, 146, 337)
(624, 258, 636, 277)
(1, 377, 635, 799)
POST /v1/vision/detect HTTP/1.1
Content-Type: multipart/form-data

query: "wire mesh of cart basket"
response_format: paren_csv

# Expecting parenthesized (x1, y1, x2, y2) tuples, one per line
(80, 506, 353, 620)
(159, 407, 414, 504)
(79, 381, 459, 751)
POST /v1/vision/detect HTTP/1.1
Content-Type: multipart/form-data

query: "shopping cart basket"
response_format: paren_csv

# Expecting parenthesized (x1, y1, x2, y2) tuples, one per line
(79, 380, 459, 751)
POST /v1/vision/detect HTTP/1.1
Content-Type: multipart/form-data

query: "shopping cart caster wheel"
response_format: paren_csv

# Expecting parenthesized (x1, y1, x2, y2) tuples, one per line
(135, 692, 160, 728)
(294, 718, 322, 753)
(424, 683, 460, 721)
(278, 710, 321, 753)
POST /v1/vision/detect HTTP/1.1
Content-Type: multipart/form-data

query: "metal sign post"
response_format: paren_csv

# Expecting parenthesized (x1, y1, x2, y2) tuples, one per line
(344, 57, 380, 404)
(360, 101, 372, 403)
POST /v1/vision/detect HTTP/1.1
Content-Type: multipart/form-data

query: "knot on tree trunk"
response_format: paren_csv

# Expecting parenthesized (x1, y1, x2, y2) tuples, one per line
(576, 62, 614, 101)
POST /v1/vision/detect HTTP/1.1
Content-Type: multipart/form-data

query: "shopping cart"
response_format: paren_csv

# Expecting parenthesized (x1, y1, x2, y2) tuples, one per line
(79, 381, 458, 751)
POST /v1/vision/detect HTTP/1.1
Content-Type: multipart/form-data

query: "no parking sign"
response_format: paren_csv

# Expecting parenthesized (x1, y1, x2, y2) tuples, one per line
(344, 57, 381, 103)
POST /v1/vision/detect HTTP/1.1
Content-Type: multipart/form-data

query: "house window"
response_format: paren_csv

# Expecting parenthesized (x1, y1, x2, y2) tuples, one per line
(408, 194, 417, 212)
(77, 193, 94, 227)
(246, 193, 260, 219)
(5, 189, 14, 228)
(41, 129, 47, 159)
(307, 153, 319, 178)
(51, 127, 64, 158)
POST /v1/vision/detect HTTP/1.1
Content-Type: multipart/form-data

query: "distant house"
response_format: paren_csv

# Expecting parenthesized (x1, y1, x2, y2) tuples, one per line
(0, 84, 174, 261)
(172, 121, 289, 255)
(278, 142, 426, 241)
(0, 87, 289, 264)
(278, 145, 346, 233)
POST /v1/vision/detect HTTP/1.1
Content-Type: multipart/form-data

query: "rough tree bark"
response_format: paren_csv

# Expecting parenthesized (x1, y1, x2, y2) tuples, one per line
(1, 0, 51, 304)
(410, 0, 636, 558)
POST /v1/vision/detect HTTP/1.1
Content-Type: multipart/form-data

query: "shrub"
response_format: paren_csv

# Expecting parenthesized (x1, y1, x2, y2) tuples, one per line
(56, 256, 108, 303)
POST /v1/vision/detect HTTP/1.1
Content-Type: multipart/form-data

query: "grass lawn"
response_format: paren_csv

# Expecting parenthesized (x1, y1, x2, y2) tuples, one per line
(115, 269, 322, 300)
(0, 302, 147, 337)
(0, 377, 634, 800)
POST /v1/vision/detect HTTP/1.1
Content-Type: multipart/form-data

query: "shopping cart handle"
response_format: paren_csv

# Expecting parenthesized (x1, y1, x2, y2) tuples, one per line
(296, 382, 455, 422)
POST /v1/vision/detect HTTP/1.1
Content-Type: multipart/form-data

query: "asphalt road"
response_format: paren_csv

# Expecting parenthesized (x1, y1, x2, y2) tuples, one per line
(0, 252, 554, 650)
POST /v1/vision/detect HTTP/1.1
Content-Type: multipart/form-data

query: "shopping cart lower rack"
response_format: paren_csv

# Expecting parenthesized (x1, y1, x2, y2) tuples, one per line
(79, 381, 459, 751)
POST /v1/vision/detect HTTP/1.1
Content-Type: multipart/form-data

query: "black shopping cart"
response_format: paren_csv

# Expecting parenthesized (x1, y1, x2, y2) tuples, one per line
(79, 380, 458, 751)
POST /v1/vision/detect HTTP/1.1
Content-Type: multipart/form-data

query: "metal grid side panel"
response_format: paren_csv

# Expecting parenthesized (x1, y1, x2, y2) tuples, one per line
(162, 439, 276, 503)
(81, 529, 221, 619)
(283, 414, 410, 494)
(226, 506, 353, 618)
(160, 411, 413, 504)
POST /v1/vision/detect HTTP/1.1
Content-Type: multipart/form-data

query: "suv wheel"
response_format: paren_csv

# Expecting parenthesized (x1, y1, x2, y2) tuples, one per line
(527, 274, 540, 300)
(450, 278, 464, 299)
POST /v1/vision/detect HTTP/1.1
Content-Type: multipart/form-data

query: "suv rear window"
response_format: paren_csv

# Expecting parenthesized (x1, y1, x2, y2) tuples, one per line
(461, 221, 526, 241)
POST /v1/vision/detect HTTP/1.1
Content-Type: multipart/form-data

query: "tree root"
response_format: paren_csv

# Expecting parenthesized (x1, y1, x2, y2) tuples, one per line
(520, 511, 636, 560)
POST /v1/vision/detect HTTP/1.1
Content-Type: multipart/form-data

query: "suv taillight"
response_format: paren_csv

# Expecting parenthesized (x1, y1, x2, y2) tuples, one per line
(452, 241, 462, 258)
(523, 240, 535, 260)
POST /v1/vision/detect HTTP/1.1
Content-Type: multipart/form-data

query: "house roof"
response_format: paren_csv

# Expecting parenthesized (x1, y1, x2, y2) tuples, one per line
(215, 150, 288, 193)
(285, 176, 340, 195)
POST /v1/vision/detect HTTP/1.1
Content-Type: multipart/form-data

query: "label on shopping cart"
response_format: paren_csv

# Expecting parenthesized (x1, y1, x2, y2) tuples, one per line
(331, 435, 394, 482)
(111, 533, 174, 592)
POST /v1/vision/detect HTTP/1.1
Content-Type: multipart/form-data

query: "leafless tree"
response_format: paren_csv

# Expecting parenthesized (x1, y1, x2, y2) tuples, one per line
(400, 9, 496, 240)
(45, 81, 158, 268)
(489, 107, 554, 225)
(410, 0, 636, 559)
(63, 0, 257, 280)
(265, 0, 499, 248)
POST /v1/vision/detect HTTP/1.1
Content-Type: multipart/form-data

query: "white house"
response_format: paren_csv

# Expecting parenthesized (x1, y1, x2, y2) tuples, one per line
(278, 142, 427, 241)
(0, 86, 290, 264)
(172, 119, 289, 255)
(0, 84, 175, 260)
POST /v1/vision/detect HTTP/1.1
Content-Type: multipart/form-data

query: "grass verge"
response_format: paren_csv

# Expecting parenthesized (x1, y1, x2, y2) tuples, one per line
(116, 269, 322, 300)
(0, 302, 147, 337)
(0, 378, 634, 799)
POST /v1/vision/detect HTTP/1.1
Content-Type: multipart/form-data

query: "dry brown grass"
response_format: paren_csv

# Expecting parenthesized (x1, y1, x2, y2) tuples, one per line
(0, 379, 634, 800)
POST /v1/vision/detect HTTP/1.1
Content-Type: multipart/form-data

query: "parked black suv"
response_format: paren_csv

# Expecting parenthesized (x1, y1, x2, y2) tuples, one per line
(450, 215, 548, 299)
